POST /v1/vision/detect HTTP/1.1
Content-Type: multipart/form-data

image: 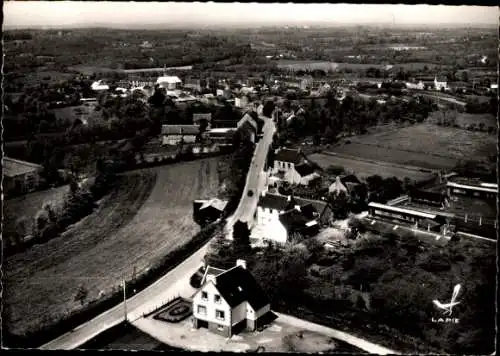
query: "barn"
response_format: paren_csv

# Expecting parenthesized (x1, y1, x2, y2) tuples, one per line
(3, 157, 44, 198)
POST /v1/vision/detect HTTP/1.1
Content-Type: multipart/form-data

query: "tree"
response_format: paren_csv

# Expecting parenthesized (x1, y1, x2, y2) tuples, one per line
(232, 220, 251, 255)
(74, 284, 89, 306)
(328, 191, 350, 220)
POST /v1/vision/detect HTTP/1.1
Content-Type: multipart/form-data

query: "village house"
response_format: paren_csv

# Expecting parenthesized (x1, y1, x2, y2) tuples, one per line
(3, 157, 44, 197)
(271, 148, 319, 185)
(405, 81, 425, 90)
(156, 75, 182, 90)
(193, 198, 228, 225)
(192, 259, 271, 337)
(328, 175, 362, 195)
(161, 124, 199, 145)
(251, 192, 331, 243)
(206, 127, 236, 146)
(434, 76, 448, 91)
(184, 78, 203, 92)
(91, 80, 110, 91)
(236, 112, 259, 143)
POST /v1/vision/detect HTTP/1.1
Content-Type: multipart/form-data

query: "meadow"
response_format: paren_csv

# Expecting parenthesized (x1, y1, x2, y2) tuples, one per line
(4, 158, 220, 337)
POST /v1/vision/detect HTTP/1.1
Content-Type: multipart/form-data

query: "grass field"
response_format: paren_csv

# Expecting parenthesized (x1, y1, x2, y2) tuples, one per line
(4, 158, 220, 336)
(51, 102, 100, 124)
(333, 123, 496, 170)
(309, 153, 435, 181)
(427, 111, 497, 130)
(3, 185, 70, 242)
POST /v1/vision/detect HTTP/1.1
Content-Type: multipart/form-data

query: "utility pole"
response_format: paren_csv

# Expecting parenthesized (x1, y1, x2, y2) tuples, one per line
(122, 279, 128, 321)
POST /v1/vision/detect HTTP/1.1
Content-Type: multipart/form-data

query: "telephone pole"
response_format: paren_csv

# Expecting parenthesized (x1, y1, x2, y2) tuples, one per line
(122, 279, 128, 321)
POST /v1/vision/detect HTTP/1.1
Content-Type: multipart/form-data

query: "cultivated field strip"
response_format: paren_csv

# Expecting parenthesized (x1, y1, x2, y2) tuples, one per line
(4, 158, 220, 337)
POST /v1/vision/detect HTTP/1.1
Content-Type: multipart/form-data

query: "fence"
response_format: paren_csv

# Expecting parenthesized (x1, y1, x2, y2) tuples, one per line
(139, 294, 182, 320)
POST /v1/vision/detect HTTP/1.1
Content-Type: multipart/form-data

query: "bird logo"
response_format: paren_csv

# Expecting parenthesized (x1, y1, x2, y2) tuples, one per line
(433, 284, 461, 316)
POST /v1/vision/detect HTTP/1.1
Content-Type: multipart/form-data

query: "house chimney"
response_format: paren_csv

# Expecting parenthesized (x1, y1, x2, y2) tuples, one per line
(236, 259, 247, 269)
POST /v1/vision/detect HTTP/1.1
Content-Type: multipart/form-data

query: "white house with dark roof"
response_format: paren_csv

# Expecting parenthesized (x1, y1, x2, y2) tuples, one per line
(192, 259, 271, 337)
(251, 192, 326, 243)
(272, 148, 319, 185)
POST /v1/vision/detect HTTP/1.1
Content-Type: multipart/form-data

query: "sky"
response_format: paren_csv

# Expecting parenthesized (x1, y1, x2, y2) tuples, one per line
(3, 2, 498, 29)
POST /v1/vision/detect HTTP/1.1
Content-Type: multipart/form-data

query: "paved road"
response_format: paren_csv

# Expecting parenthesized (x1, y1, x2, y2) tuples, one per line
(275, 313, 397, 355)
(40, 239, 212, 350)
(41, 112, 276, 349)
(226, 115, 276, 232)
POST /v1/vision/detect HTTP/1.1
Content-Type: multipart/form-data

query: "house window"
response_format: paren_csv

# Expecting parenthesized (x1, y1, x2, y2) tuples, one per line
(197, 305, 207, 315)
(201, 291, 208, 301)
(216, 310, 225, 320)
(214, 294, 221, 304)
(288, 163, 292, 169)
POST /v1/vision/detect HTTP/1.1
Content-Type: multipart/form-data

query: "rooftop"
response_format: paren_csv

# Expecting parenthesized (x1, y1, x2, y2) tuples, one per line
(157, 76, 182, 84)
(161, 125, 199, 136)
(294, 162, 316, 177)
(212, 265, 269, 311)
(3, 157, 43, 178)
(275, 148, 303, 164)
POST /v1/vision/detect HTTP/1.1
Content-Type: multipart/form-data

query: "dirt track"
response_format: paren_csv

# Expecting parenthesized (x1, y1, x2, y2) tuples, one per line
(4, 158, 220, 336)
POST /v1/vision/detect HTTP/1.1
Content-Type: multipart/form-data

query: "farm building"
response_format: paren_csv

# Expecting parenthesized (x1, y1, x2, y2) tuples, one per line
(206, 128, 236, 146)
(192, 259, 271, 337)
(446, 178, 497, 200)
(193, 113, 212, 127)
(193, 198, 228, 225)
(161, 124, 199, 145)
(156, 75, 182, 90)
(3, 157, 44, 197)
(409, 189, 449, 208)
(183, 78, 203, 92)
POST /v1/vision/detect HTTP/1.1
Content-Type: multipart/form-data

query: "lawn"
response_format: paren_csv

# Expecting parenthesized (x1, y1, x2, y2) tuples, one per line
(309, 153, 434, 181)
(4, 157, 221, 336)
(3, 185, 70, 243)
(332, 123, 496, 169)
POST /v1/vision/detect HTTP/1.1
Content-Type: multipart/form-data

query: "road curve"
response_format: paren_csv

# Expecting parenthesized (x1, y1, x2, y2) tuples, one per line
(41, 113, 276, 350)
(275, 313, 397, 355)
(40, 238, 212, 350)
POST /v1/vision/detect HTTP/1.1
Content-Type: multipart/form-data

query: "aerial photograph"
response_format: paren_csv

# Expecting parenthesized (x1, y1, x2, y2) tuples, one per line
(1, 2, 498, 354)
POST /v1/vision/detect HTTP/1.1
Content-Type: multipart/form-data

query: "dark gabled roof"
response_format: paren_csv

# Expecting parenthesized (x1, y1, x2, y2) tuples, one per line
(193, 113, 212, 122)
(410, 189, 446, 203)
(161, 124, 199, 135)
(215, 266, 270, 310)
(275, 148, 303, 164)
(294, 162, 316, 177)
(298, 203, 318, 220)
(340, 174, 361, 185)
(294, 197, 329, 216)
(258, 193, 296, 211)
(279, 208, 312, 232)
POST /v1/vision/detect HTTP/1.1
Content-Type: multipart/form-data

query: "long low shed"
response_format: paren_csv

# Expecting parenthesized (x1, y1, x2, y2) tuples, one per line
(368, 202, 437, 219)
